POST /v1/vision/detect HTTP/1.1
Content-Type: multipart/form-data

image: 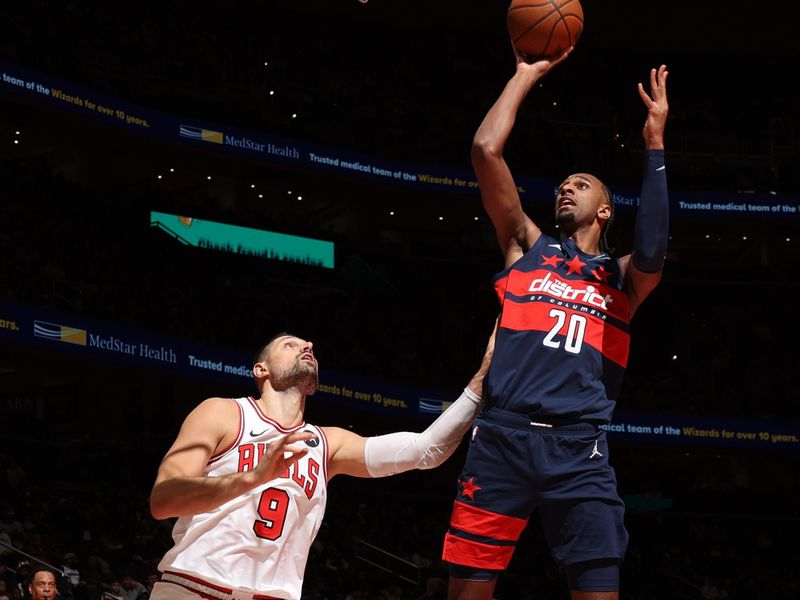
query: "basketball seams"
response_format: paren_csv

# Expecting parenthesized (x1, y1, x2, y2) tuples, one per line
(507, 0, 579, 14)
(511, 12, 560, 46)
(541, 18, 562, 58)
(508, 1, 557, 12)
(561, 15, 582, 46)
(509, 1, 583, 44)
(508, 0, 583, 58)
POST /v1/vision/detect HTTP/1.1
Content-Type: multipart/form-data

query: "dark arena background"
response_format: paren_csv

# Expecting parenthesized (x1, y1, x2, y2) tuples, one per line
(1, 1, 798, 599)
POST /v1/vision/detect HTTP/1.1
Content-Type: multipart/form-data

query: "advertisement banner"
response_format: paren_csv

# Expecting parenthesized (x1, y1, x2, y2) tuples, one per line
(1, 301, 798, 452)
(2, 58, 798, 220)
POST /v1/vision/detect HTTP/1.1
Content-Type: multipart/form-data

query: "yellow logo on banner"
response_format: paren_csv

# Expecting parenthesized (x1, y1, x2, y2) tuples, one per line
(201, 130, 223, 144)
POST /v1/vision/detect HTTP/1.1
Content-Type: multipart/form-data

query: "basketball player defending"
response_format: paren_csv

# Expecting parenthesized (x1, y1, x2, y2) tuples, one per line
(441, 52, 670, 599)
(149, 327, 496, 600)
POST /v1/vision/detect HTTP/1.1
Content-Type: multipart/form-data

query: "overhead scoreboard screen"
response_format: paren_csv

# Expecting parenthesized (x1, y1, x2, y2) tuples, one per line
(150, 211, 334, 269)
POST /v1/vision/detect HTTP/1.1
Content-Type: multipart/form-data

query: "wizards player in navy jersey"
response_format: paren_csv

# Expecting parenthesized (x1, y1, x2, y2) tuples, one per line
(442, 49, 670, 600)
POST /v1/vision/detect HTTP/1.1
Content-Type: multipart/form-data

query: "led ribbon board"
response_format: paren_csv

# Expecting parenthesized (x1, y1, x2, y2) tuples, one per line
(3, 58, 798, 219)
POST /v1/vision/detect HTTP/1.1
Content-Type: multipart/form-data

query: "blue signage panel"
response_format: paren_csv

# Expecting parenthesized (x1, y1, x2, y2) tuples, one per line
(1, 301, 798, 452)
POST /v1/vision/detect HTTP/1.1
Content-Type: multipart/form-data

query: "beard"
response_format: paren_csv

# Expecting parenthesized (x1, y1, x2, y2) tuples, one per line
(270, 359, 319, 395)
(556, 210, 576, 229)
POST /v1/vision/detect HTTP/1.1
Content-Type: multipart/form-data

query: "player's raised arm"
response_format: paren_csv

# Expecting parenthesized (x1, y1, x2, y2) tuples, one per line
(149, 397, 314, 519)
(325, 321, 496, 479)
(621, 65, 670, 317)
(472, 49, 571, 267)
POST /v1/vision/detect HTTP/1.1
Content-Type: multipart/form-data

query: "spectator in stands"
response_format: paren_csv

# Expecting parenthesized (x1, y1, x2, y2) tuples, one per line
(27, 569, 59, 600)
(15, 563, 31, 596)
(59, 556, 79, 590)
(119, 577, 145, 600)
(101, 581, 123, 600)
(143, 576, 157, 597)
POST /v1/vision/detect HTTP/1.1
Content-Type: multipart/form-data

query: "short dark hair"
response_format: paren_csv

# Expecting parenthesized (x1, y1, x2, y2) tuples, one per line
(29, 568, 59, 584)
(252, 331, 294, 365)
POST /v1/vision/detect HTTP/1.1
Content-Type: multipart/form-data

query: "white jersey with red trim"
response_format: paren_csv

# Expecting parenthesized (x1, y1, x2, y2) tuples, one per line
(157, 397, 329, 600)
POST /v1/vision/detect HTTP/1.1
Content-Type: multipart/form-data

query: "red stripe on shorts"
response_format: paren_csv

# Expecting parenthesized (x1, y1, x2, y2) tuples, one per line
(449, 500, 528, 541)
(441, 532, 516, 570)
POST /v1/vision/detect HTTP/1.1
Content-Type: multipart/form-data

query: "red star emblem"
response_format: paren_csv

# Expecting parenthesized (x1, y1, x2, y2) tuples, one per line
(459, 477, 481, 500)
(565, 255, 586, 275)
(541, 254, 563, 268)
(591, 266, 611, 284)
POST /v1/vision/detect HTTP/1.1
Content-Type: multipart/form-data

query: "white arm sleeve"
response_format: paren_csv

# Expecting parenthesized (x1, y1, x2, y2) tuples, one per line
(363, 387, 483, 478)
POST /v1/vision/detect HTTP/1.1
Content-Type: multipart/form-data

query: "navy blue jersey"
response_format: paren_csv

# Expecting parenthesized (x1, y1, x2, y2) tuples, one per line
(485, 234, 630, 423)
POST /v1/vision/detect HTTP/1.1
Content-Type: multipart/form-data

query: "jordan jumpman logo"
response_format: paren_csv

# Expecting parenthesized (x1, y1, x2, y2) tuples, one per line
(589, 440, 603, 459)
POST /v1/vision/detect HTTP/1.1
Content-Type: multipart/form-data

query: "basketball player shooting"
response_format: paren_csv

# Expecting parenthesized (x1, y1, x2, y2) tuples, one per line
(440, 50, 670, 599)
(148, 325, 496, 600)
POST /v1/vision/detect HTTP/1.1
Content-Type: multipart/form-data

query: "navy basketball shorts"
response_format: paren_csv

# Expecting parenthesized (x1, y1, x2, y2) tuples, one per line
(442, 407, 628, 576)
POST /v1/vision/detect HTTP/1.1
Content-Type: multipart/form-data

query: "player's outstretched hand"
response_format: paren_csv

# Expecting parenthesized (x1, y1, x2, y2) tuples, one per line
(251, 430, 316, 486)
(514, 44, 573, 77)
(638, 64, 669, 149)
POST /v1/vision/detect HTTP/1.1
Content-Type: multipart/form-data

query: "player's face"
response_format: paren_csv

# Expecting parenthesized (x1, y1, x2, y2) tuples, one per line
(265, 336, 318, 394)
(29, 572, 57, 600)
(555, 173, 609, 229)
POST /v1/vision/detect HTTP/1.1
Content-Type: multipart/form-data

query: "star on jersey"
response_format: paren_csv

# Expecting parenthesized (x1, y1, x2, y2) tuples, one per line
(541, 254, 563, 268)
(565, 255, 587, 275)
(591, 266, 611, 284)
(459, 477, 481, 500)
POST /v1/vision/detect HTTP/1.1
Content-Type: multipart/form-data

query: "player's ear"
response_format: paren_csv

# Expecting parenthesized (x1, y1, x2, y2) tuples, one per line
(597, 202, 612, 222)
(253, 362, 269, 379)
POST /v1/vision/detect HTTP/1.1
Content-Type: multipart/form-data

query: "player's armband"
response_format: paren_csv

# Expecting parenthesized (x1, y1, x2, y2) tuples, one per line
(632, 150, 669, 273)
(364, 388, 482, 478)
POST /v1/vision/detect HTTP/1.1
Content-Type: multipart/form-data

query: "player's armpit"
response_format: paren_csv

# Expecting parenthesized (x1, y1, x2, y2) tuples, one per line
(620, 254, 661, 318)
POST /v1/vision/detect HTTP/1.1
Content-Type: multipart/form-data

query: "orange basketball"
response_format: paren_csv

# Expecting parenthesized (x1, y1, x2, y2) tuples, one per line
(507, 0, 584, 60)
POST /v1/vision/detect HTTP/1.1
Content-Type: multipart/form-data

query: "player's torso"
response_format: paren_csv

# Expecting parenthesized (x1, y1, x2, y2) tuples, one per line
(486, 234, 630, 422)
(159, 397, 329, 600)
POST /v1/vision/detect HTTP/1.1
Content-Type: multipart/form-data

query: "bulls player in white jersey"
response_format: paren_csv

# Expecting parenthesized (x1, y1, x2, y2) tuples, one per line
(149, 327, 496, 600)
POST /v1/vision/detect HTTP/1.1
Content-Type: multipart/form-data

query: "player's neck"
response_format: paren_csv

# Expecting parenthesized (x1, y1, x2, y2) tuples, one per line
(562, 226, 602, 256)
(258, 388, 306, 428)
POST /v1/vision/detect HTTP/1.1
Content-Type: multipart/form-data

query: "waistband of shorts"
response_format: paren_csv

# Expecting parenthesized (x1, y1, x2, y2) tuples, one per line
(160, 571, 281, 600)
(481, 407, 601, 433)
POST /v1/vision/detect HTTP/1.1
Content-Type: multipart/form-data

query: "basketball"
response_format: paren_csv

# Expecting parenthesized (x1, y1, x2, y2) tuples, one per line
(507, 0, 584, 60)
